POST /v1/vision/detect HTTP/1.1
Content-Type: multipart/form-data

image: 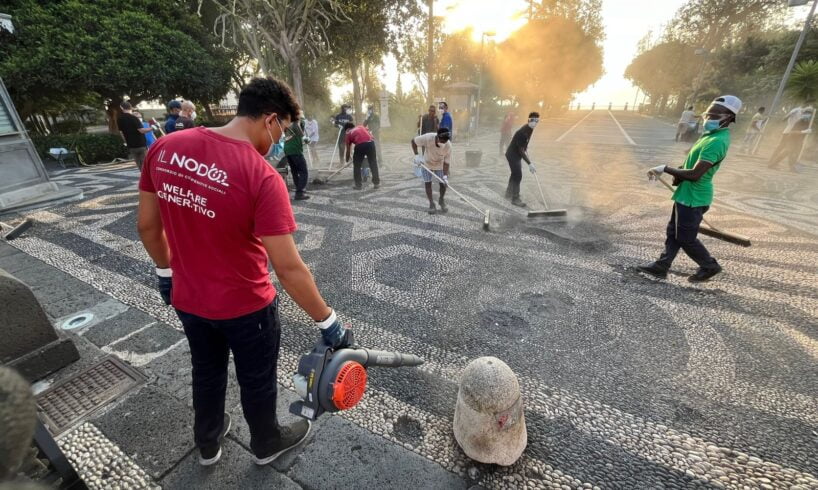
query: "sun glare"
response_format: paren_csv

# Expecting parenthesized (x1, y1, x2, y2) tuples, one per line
(439, 0, 529, 43)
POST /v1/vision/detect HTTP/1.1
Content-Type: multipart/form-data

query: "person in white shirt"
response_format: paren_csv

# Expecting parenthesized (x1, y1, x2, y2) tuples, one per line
(675, 106, 698, 142)
(742, 106, 766, 154)
(411, 128, 452, 215)
(304, 116, 320, 168)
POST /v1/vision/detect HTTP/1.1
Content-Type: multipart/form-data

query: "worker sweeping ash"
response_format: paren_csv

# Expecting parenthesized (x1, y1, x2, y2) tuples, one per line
(505, 112, 540, 207)
(411, 127, 453, 215)
(638, 95, 742, 283)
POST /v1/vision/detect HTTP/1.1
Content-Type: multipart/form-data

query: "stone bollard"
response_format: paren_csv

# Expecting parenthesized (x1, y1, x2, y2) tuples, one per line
(453, 357, 526, 466)
(0, 268, 79, 382)
(0, 366, 37, 480)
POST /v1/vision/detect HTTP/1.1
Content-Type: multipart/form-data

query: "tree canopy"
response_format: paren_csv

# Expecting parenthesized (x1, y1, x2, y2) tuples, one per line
(0, 0, 233, 129)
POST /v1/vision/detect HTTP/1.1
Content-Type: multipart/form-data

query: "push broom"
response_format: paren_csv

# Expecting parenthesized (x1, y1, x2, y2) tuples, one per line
(655, 175, 751, 247)
(419, 163, 490, 231)
(527, 168, 567, 218)
(312, 126, 345, 185)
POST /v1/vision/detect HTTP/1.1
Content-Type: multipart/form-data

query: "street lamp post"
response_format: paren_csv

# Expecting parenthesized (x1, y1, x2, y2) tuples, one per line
(475, 31, 495, 134)
(753, 0, 818, 154)
(427, 0, 434, 106)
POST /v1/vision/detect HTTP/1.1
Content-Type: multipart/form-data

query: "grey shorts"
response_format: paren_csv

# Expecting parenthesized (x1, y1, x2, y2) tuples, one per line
(422, 168, 445, 183)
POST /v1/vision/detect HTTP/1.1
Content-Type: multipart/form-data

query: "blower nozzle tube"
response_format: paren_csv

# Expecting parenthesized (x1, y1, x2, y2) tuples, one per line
(360, 349, 425, 368)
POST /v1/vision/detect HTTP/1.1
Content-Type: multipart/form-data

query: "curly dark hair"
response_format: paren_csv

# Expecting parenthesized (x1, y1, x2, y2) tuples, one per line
(237, 77, 300, 121)
(528, 111, 540, 119)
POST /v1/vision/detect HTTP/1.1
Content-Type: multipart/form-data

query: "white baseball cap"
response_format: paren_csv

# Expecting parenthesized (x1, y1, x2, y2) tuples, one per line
(712, 95, 742, 115)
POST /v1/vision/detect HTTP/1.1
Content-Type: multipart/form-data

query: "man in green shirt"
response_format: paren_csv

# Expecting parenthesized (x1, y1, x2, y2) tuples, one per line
(283, 114, 309, 200)
(638, 95, 742, 283)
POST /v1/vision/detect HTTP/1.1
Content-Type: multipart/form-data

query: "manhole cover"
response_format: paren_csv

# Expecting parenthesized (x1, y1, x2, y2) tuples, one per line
(36, 357, 145, 435)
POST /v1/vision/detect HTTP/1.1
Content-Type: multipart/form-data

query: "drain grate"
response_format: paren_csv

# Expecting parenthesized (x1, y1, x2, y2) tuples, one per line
(36, 357, 145, 435)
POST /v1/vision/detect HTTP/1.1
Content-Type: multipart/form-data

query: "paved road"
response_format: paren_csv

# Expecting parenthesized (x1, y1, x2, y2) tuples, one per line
(3, 111, 817, 489)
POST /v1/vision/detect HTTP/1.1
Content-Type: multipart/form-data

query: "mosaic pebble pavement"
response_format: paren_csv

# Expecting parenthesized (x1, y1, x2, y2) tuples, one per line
(5, 111, 818, 489)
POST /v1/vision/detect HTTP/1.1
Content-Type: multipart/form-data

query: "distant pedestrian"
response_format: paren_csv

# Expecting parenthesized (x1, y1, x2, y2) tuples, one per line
(117, 101, 153, 170)
(304, 115, 320, 168)
(364, 104, 381, 174)
(417, 105, 439, 155)
(769, 106, 813, 171)
(133, 111, 156, 149)
(676, 106, 698, 142)
(343, 122, 380, 190)
(364, 105, 380, 144)
(283, 115, 310, 200)
(411, 127, 452, 215)
(439, 101, 453, 136)
(741, 107, 766, 154)
(175, 101, 196, 132)
(505, 112, 540, 207)
(164, 100, 182, 134)
(499, 111, 516, 155)
(331, 104, 354, 164)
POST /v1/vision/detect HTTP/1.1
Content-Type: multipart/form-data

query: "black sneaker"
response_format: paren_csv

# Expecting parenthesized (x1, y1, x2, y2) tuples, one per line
(511, 198, 527, 208)
(294, 193, 310, 201)
(373, 183, 380, 189)
(688, 265, 722, 283)
(636, 263, 668, 279)
(199, 413, 232, 466)
(427, 203, 437, 215)
(438, 198, 448, 213)
(353, 185, 362, 190)
(253, 419, 312, 465)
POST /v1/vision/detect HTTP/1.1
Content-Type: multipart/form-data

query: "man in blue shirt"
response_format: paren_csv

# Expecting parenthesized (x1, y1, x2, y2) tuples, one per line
(439, 101, 453, 136)
(164, 100, 182, 134)
(133, 111, 156, 148)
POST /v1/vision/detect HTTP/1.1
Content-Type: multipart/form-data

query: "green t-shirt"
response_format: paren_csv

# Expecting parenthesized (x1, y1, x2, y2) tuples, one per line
(284, 121, 304, 156)
(672, 128, 730, 207)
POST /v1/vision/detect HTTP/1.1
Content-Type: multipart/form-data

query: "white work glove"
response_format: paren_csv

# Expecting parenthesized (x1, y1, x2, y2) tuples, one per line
(413, 154, 424, 166)
(647, 165, 666, 180)
(442, 174, 449, 185)
(528, 163, 536, 174)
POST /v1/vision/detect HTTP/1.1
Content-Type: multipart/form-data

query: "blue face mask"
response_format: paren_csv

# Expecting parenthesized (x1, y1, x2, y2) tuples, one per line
(265, 118, 287, 158)
(704, 119, 721, 132)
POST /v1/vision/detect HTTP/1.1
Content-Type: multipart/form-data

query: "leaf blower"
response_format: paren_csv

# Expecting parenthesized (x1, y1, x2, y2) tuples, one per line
(289, 330, 424, 421)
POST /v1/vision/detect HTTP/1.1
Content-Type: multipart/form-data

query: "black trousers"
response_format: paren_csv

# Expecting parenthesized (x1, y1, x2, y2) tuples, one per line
(284, 154, 308, 194)
(176, 299, 281, 457)
(656, 203, 719, 271)
(353, 141, 380, 186)
(505, 155, 523, 199)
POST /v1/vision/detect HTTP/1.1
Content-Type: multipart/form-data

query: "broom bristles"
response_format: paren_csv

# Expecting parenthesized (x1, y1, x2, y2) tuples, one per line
(700, 225, 751, 247)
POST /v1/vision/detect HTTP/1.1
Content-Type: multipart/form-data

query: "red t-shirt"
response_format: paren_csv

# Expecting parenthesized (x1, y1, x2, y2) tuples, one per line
(345, 126, 373, 146)
(138, 127, 296, 320)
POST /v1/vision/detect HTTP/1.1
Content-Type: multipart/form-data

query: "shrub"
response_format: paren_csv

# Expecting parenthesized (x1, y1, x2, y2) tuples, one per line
(52, 120, 85, 134)
(31, 133, 129, 164)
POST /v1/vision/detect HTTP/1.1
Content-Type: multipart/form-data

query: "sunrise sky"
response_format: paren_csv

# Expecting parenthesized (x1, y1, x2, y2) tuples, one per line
(332, 0, 815, 107)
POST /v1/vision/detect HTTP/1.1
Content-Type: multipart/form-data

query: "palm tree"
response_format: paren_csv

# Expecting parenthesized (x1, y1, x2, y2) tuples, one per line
(787, 60, 818, 103)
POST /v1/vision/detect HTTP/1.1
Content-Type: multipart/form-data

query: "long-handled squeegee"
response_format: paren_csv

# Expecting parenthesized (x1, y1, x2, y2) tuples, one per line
(656, 175, 751, 247)
(527, 170, 567, 218)
(312, 159, 353, 185)
(0, 219, 33, 241)
(312, 127, 346, 185)
(419, 163, 490, 231)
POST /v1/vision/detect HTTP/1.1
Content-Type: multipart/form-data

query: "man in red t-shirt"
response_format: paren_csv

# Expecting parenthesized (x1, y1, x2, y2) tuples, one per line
(137, 77, 350, 467)
(343, 122, 380, 190)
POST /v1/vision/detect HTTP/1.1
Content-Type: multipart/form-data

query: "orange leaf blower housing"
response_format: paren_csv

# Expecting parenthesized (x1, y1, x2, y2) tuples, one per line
(290, 331, 424, 421)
